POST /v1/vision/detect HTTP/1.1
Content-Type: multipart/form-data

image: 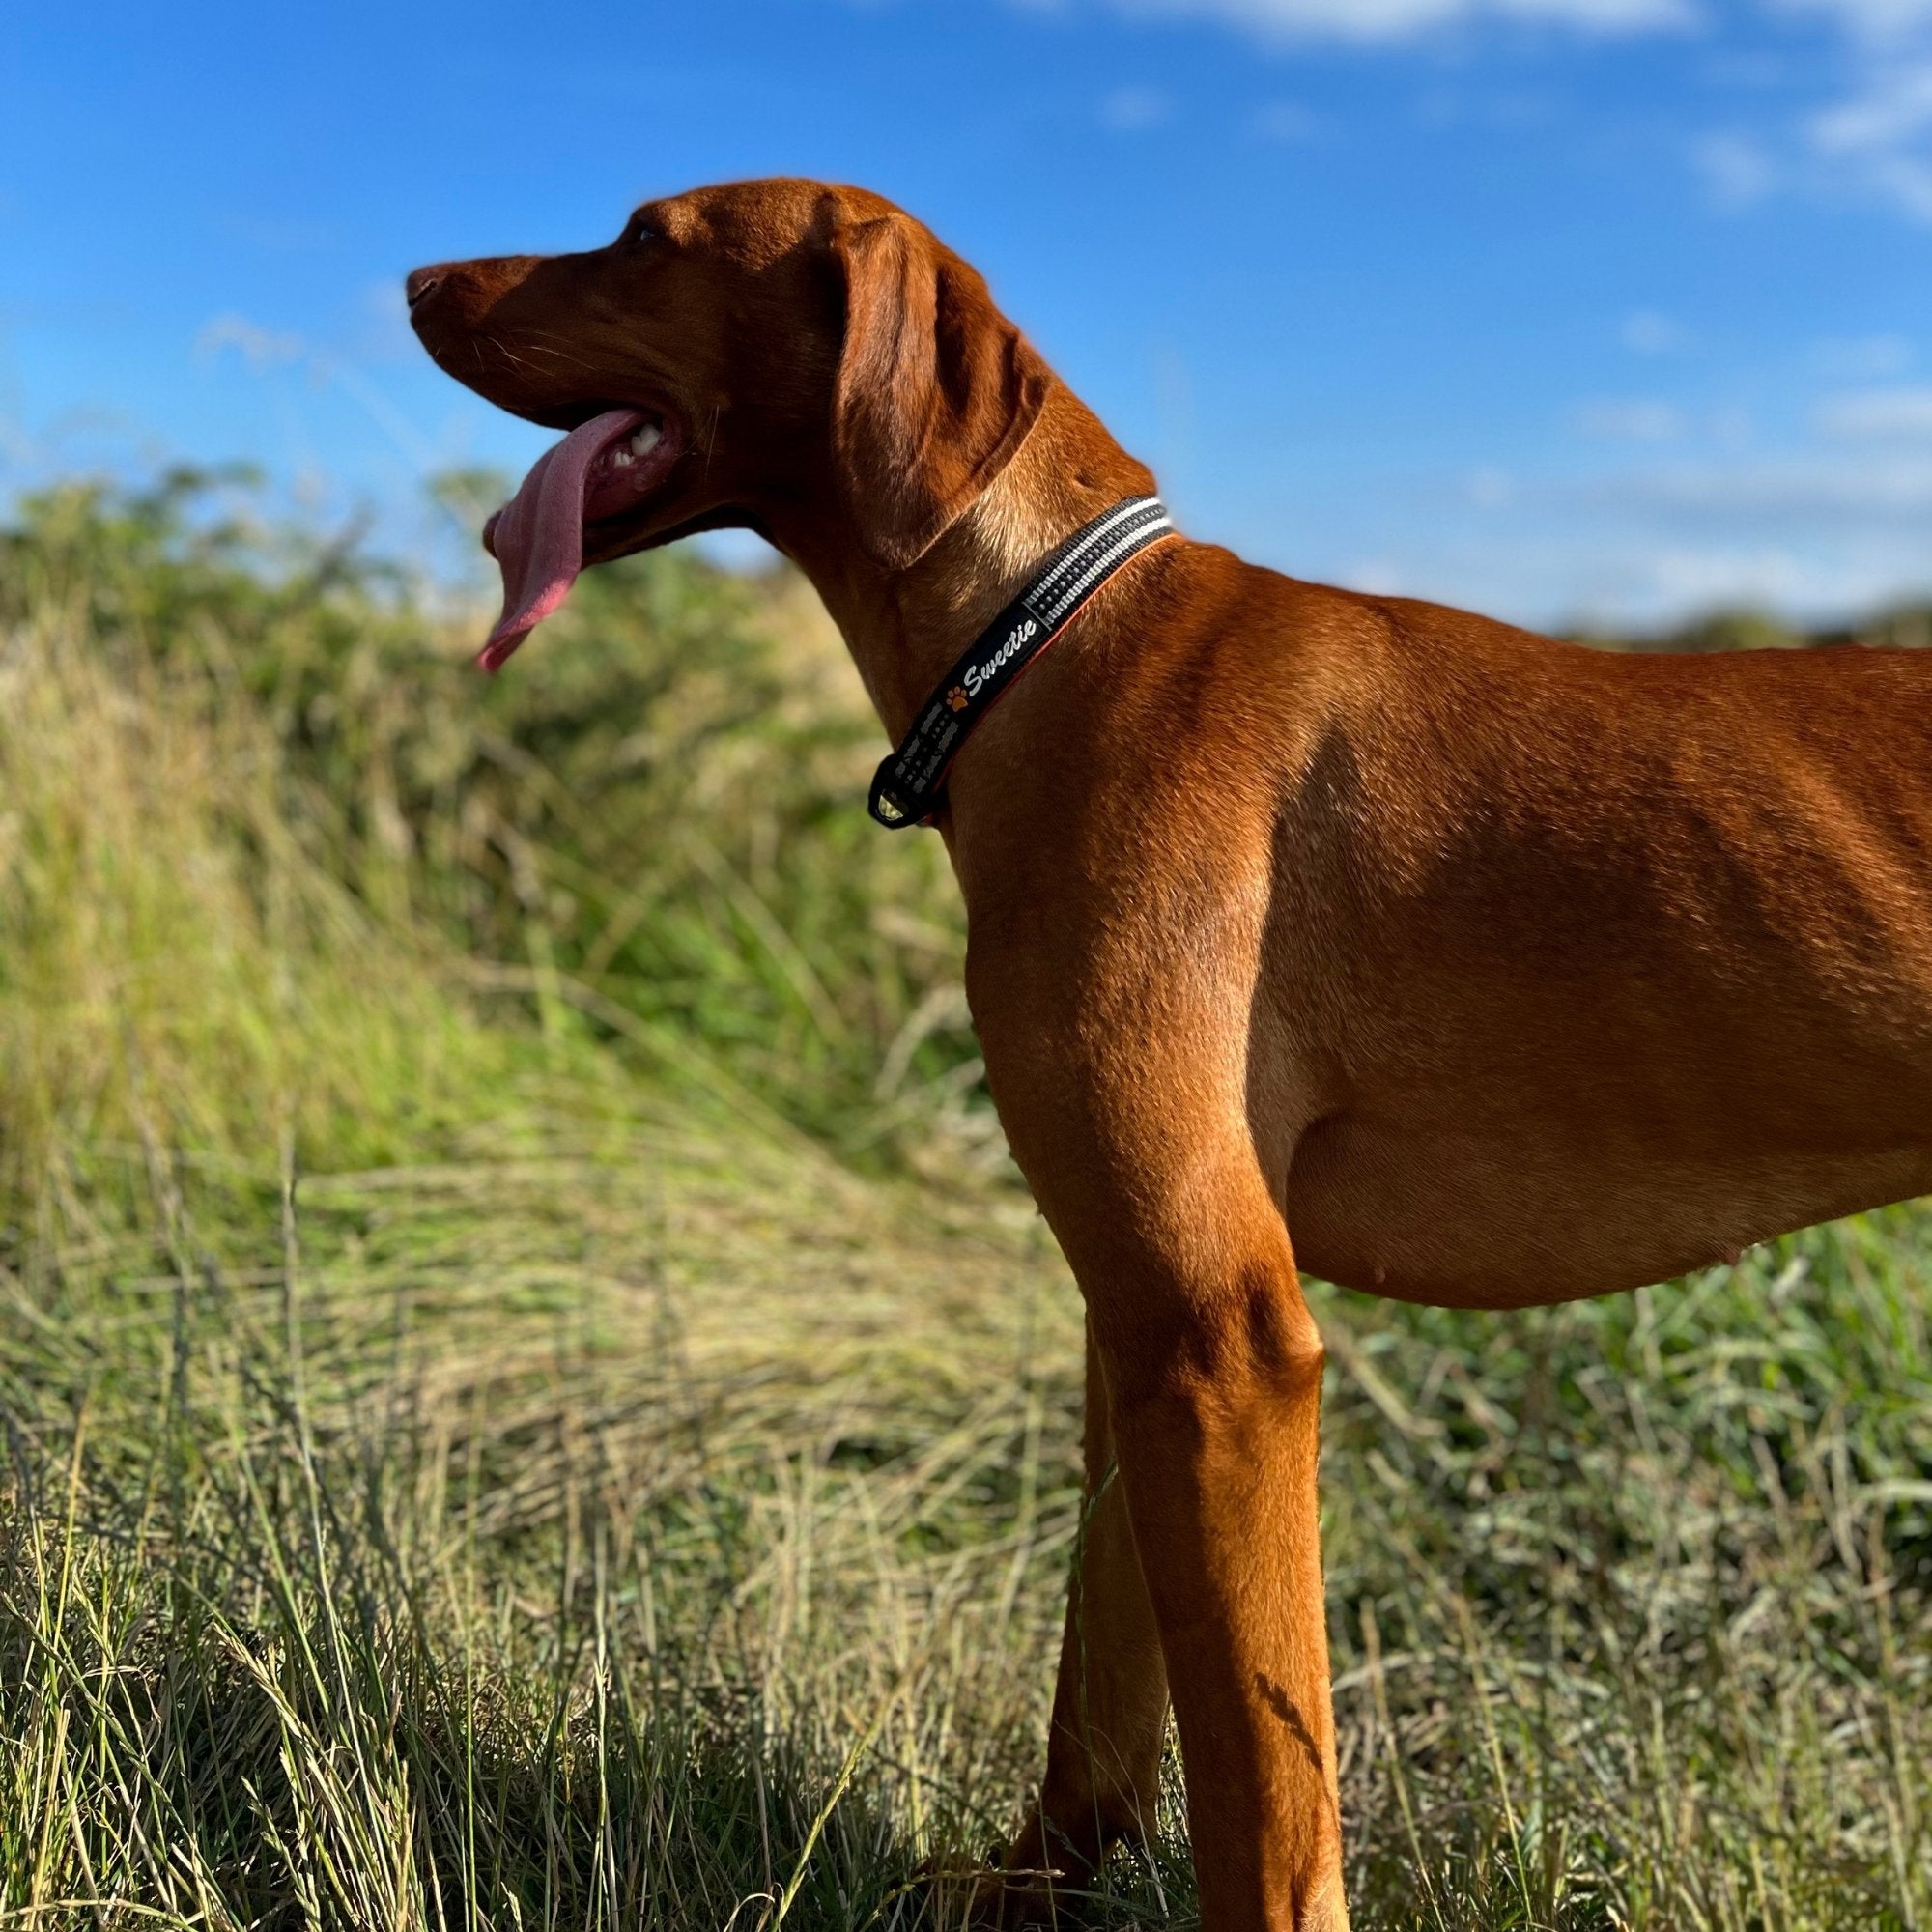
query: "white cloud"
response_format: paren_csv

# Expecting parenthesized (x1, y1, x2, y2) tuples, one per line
(1251, 99, 1321, 140)
(1778, 0, 1932, 39)
(1337, 520, 1927, 632)
(1097, 84, 1171, 128)
(1464, 465, 1517, 506)
(1802, 53, 1932, 221)
(1583, 453, 1932, 519)
(1572, 398, 1688, 440)
(196, 313, 305, 371)
(1711, 405, 1755, 446)
(1810, 59, 1932, 154)
(1625, 8, 1932, 227)
(1613, 544, 1815, 610)
(1694, 131, 1778, 206)
(1094, 0, 1692, 42)
(1571, 538, 1929, 626)
(1621, 309, 1692, 355)
(1863, 153, 1932, 216)
(1814, 385, 1932, 439)
(1813, 333, 1914, 378)
(1337, 555, 1409, 594)
(1402, 450, 1932, 624)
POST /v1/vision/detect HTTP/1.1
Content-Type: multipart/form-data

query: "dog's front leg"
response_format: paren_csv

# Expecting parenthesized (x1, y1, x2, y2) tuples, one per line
(1000, 1318, 1170, 1912)
(1092, 1214, 1348, 1932)
(982, 1037, 1349, 1928)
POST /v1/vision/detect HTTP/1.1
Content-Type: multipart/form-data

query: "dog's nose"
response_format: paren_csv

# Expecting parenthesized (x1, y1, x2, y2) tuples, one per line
(405, 265, 446, 309)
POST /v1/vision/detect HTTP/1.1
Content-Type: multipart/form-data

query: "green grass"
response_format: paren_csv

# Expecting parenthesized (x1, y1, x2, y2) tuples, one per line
(0, 477, 1927, 1929)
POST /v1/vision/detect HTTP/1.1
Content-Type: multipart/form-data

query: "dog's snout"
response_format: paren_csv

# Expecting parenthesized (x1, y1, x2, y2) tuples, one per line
(405, 265, 447, 310)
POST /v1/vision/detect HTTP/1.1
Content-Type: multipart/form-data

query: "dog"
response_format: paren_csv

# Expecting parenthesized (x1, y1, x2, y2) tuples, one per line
(409, 179, 1932, 1931)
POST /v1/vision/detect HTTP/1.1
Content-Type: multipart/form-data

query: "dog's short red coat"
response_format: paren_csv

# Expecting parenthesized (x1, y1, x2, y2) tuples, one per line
(412, 180, 1932, 1930)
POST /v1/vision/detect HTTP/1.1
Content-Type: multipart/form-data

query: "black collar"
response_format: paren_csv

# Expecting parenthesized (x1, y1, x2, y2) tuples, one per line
(867, 496, 1177, 829)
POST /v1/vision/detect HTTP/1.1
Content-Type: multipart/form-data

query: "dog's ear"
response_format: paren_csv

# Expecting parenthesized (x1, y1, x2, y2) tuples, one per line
(830, 213, 1050, 571)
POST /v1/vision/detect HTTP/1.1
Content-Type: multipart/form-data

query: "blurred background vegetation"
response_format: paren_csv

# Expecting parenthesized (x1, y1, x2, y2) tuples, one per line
(0, 468, 996, 1178)
(0, 474, 1927, 1930)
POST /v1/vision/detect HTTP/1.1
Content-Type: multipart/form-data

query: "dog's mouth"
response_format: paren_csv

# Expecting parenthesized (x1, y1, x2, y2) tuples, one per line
(477, 404, 685, 670)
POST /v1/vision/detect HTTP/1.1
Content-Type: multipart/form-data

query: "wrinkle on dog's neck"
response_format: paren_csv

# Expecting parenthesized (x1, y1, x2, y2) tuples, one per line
(783, 384, 1158, 745)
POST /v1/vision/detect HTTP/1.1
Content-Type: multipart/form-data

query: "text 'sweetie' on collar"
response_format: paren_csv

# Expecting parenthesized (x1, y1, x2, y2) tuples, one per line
(867, 497, 1176, 830)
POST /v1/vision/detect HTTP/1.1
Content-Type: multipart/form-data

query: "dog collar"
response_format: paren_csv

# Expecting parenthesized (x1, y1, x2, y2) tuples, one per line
(867, 496, 1177, 829)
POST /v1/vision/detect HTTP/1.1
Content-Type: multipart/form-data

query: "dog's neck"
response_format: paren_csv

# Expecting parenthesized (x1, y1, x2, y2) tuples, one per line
(775, 384, 1159, 745)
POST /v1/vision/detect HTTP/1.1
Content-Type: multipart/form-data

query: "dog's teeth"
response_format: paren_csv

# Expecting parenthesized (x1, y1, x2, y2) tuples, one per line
(611, 448, 634, 468)
(630, 423, 662, 457)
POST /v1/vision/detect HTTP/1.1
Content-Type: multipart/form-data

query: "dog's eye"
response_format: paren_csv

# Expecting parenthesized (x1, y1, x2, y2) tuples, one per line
(624, 218, 657, 248)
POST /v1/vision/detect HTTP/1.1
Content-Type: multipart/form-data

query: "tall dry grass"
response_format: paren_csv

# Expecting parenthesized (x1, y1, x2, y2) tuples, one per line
(0, 478, 1926, 1929)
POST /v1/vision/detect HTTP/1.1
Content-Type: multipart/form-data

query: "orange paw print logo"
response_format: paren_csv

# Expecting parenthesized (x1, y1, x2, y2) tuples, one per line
(946, 687, 969, 713)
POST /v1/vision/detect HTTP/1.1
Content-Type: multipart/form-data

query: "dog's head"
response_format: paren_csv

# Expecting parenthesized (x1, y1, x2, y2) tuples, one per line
(408, 179, 1053, 639)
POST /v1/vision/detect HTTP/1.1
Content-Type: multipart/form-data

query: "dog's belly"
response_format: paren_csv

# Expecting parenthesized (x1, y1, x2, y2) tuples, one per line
(1281, 1109, 1932, 1310)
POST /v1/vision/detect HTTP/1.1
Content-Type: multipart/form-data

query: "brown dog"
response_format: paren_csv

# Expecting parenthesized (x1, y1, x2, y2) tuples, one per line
(409, 179, 1932, 1930)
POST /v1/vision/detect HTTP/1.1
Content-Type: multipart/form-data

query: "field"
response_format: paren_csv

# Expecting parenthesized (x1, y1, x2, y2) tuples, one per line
(1, 473, 1928, 1931)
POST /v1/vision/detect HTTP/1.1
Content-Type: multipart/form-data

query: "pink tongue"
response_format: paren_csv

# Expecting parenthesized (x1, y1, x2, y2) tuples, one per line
(478, 408, 649, 671)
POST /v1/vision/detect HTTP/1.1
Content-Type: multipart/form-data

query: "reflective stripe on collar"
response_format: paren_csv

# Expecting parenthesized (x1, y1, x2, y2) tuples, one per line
(867, 496, 1176, 829)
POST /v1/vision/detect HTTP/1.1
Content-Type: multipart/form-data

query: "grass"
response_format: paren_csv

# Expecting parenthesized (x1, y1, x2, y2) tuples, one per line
(0, 476, 1927, 1929)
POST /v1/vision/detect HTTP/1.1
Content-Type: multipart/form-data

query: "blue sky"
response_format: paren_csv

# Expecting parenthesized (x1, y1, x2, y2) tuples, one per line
(4, 0, 1930, 628)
